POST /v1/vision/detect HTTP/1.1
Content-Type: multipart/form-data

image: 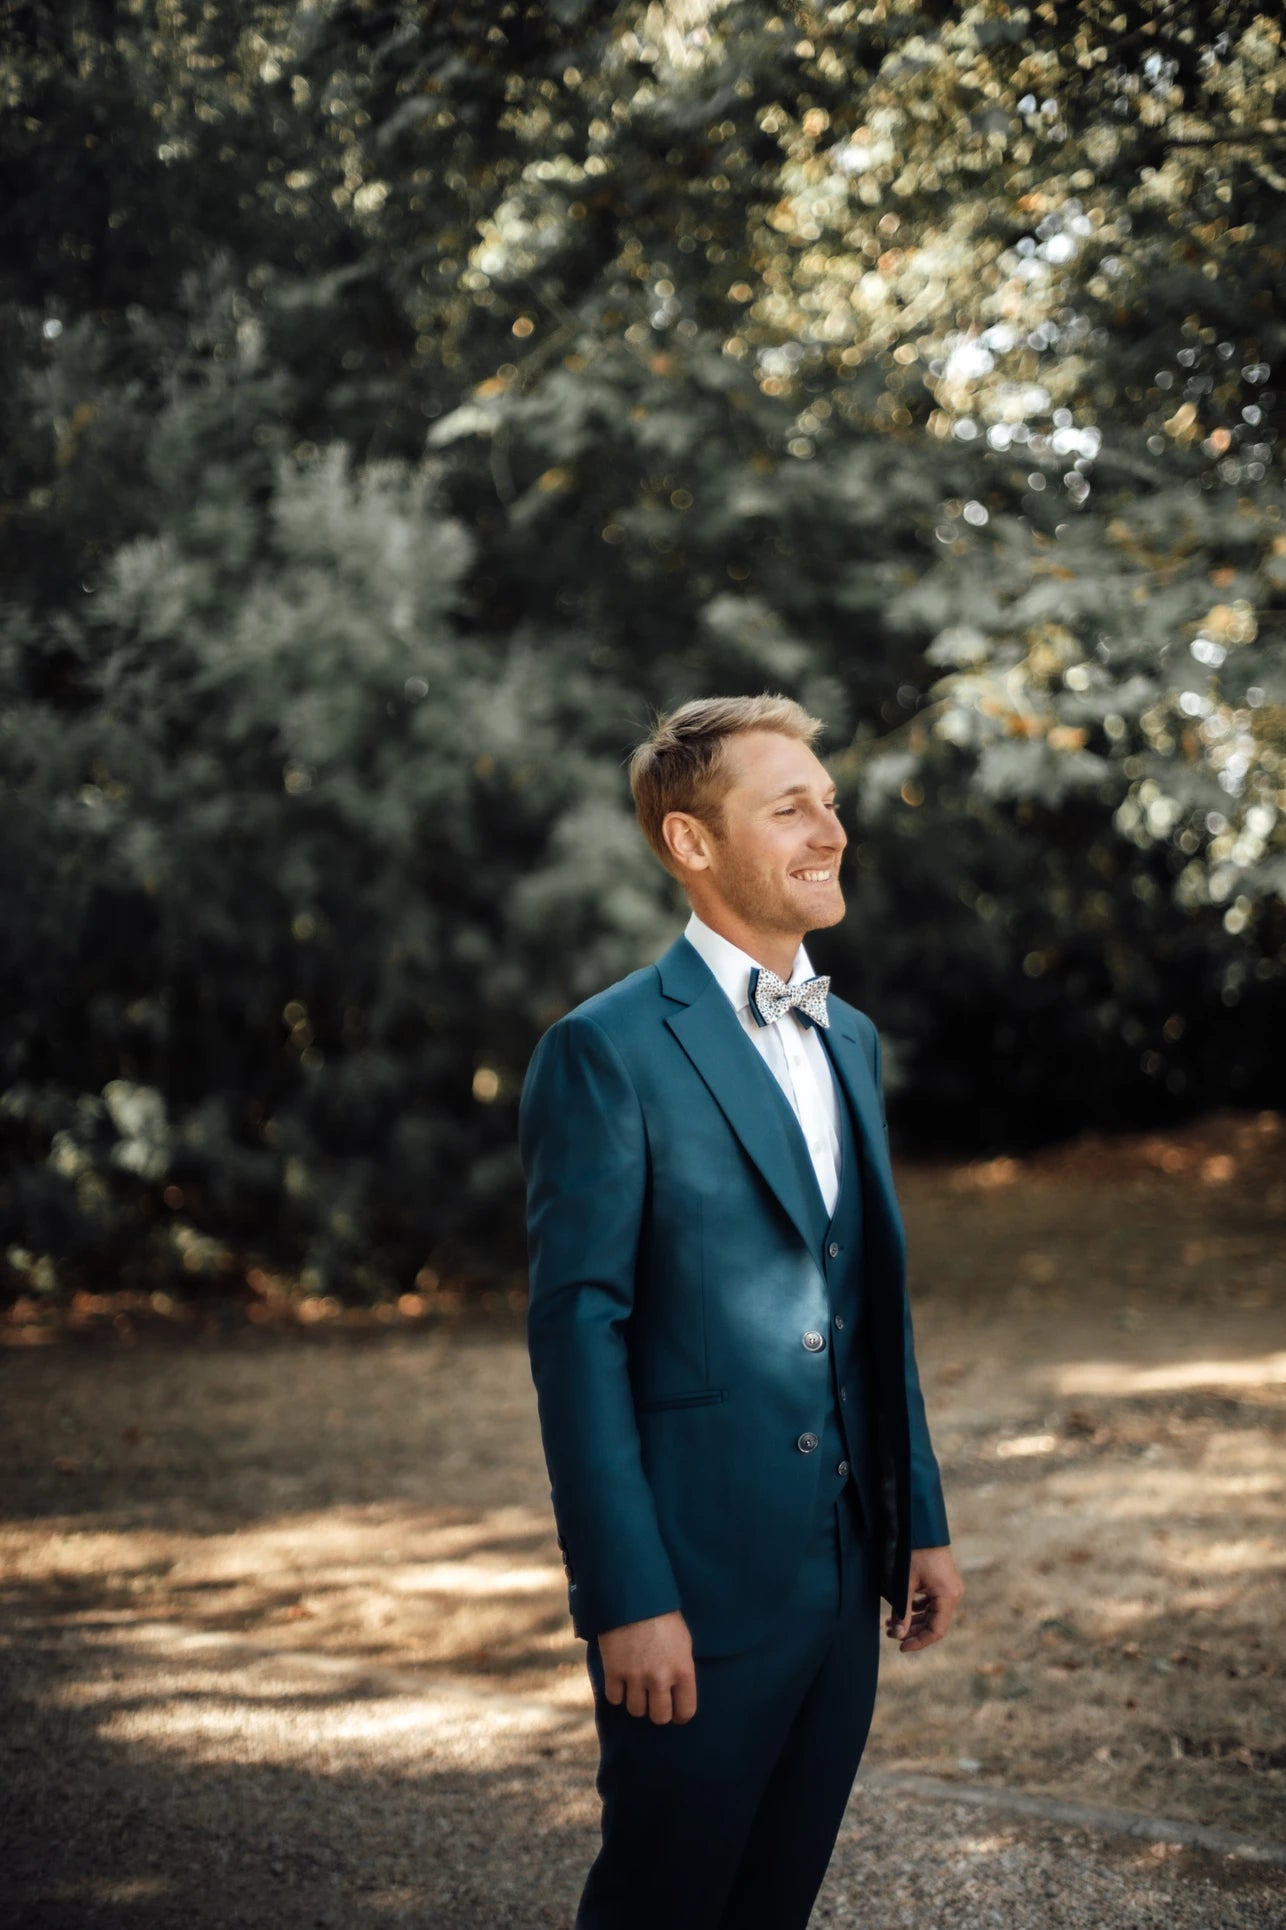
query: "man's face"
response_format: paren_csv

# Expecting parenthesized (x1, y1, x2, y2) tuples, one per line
(691, 729, 847, 939)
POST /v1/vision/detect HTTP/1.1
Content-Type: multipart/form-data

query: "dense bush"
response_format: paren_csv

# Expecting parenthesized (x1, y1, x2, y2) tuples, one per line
(2, 3, 1281, 1297)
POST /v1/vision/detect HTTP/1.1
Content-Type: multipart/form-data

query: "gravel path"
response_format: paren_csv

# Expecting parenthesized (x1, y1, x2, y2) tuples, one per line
(2, 1610, 1283, 1929)
(4, 1116, 1282, 1926)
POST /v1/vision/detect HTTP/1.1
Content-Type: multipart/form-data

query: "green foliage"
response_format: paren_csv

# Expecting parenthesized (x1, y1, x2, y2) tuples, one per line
(1, 1, 1282, 1296)
(2, 423, 671, 1295)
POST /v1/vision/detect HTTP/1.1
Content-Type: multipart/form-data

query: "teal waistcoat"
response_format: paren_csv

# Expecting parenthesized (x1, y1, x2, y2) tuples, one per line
(811, 1051, 879, 1530)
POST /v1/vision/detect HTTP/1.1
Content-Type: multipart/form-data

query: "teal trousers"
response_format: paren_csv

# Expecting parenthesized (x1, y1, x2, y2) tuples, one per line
(578, 1486, 881, 1930)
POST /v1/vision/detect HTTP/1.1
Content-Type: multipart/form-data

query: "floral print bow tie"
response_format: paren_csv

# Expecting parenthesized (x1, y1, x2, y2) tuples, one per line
(747, 965, 831, 1031)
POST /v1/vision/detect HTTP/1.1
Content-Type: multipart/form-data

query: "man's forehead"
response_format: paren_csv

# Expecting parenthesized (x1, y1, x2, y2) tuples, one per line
(723, 731, 833, 797)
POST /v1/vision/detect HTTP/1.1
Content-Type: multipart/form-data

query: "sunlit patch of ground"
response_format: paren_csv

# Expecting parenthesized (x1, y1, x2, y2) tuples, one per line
(1, 1108, 1282, 1846)
(872, 1109, 1285, 1837)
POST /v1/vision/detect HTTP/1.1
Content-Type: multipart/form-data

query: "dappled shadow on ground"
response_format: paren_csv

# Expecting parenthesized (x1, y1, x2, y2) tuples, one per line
(872, 1374, 1284, 1835)
(0, 1614, 593, 1929)
(1, 1109, 1283, 1909)
(0, 1500, 584, 1701)
(3, 1607, 1283, 1930)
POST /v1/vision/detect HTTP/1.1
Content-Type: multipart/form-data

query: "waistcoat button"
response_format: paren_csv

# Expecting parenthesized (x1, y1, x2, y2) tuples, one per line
(837, 1460, 850, 1478)
(828, 1241, 840, 1258)
(796, 1432, 820, 1454)
(833, 1314, 846, 1331)
(802, 1330, 825, 1352)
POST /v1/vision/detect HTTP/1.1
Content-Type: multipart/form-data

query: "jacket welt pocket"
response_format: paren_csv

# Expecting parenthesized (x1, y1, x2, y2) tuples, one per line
(637, 1387, 727, 1412)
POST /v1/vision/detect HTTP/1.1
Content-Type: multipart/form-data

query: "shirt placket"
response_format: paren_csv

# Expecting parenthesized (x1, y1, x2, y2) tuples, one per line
(790, 1024, 840, 1214)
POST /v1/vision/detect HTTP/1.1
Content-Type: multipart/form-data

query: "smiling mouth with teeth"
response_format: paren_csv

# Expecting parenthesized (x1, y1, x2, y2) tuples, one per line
(794, 870, 834, 882)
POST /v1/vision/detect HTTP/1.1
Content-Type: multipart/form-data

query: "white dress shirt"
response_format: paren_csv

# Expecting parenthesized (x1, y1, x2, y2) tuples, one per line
(684, 911, 842, 1218)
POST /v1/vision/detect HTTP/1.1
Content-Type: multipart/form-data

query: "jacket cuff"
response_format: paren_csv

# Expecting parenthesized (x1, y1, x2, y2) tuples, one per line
(572, 1576, 685, 1641)
(911, 1487, 950, 1550)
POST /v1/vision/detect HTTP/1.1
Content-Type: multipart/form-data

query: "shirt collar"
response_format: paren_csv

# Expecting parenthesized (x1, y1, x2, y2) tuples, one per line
(683, 911, 815, 1017)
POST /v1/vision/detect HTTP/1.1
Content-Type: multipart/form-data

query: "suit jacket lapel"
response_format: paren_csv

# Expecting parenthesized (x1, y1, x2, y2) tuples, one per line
(658, 938, 828, 1256)
(820, 1010, 906, 1269)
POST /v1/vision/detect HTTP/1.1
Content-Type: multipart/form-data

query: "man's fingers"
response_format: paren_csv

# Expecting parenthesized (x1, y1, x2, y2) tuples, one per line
(888, 1589, 947, 1648)
(899, 1593, 958, 1651)
(902, 1612, 942, 1648)
(597, 1611, 695, 1714)
(887, 1549, 965, 1653)
(647, 1682, 674, 1725)
(900, 1625, 943, 1652)
(596, 1612, 697, 1719)
(671, 1671, 698, 1725)
(886, 1586, 928, 1634)
(613, 1670, 699, 1724)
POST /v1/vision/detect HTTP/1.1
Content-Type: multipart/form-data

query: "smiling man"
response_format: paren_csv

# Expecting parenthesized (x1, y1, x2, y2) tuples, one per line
(520, 695, 962, 1930)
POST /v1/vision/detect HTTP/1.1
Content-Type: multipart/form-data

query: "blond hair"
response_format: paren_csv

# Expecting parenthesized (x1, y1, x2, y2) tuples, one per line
(629, 693, 824, 874)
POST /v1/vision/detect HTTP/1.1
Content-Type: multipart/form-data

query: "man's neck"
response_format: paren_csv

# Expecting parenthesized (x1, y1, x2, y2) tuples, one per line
(689, 906, 804, 982)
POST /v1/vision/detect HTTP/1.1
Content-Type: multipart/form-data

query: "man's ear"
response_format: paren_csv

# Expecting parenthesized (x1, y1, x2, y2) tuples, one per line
(662, 810, 712, 876)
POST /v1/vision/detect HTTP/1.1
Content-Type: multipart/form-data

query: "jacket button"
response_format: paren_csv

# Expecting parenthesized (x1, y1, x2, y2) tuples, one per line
(828, 1242, 840, 1258)
(797, 1432, 820, 1454)
(834, 1314, 846, 1332)
(802, 1330, 825, 1352)
(837, 1460, 850, 1477)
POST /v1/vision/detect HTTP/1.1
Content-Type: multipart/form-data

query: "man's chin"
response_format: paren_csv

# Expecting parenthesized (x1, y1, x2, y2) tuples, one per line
(793, 886, 845, 930)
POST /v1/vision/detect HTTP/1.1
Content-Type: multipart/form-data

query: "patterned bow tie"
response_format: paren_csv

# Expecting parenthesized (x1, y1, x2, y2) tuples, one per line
(747, 965, 831, 1031)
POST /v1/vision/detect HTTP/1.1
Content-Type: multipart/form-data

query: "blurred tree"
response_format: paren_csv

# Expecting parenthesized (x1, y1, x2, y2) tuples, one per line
(1, 1, 1281, 1297)
(2, 423, 671, 1295)
(294, 0, 1286, 1132)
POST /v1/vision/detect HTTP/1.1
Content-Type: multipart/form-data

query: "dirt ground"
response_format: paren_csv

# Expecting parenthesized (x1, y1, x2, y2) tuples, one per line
(1, 1110, 1283, 1924)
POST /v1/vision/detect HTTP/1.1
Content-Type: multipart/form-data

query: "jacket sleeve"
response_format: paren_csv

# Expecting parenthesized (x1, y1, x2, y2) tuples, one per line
(519, 1010, 683, 1638)
(871, 1022, 952, 1551)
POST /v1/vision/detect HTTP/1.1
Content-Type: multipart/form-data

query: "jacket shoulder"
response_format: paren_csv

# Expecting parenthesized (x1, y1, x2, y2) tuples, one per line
(567, 962, 660, 1029)
(532, 962, 662, 1061)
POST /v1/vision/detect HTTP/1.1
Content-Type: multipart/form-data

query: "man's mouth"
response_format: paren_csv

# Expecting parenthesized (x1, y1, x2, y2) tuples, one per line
(793, 869, 834, 883)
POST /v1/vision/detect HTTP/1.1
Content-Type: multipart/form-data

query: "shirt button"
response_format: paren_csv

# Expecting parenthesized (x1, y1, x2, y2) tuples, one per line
(796, 1432, 820, 1454)
(828, 1242, 840, 1259)
(834, 1314, 846, 1331)
(802, 1330, 825, 1353)
(837, 1461, 850, 1478)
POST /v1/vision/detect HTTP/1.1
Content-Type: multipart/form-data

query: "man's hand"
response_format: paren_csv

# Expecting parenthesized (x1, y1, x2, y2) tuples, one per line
(597, 1610, 697, 1724)
(886, 1546, 965, 1653)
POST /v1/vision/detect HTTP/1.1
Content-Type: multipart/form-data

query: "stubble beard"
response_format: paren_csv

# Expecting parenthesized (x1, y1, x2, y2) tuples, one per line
(714, 844, 845, 939)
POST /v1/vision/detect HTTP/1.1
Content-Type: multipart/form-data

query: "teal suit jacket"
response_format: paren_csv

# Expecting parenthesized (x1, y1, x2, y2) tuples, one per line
(520, 934, 949, 1657)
